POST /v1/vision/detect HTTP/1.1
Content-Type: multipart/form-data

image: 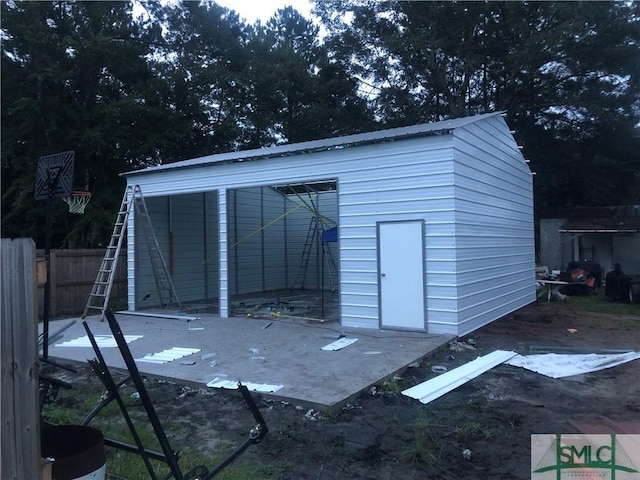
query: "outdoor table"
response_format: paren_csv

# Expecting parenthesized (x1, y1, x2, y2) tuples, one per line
(537, 279, 569, 302)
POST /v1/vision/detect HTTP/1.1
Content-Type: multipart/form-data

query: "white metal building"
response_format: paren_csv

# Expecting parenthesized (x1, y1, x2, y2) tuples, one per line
(124, 112, 536, 336)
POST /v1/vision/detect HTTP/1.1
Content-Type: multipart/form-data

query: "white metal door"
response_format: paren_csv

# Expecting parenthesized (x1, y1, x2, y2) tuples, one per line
(378, 220, 426, 331)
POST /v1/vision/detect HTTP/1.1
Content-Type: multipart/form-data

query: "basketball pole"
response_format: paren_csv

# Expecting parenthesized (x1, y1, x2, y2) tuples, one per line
(42, 170, 58, 360)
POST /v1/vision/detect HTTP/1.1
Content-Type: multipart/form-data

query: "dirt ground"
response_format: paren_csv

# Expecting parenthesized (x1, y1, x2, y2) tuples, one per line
(45, 299, 640, 479)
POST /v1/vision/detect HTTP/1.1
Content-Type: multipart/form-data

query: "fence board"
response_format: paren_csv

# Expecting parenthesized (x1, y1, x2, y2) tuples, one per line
(36, 249, 127, 318)
(1, 238, 40, 480)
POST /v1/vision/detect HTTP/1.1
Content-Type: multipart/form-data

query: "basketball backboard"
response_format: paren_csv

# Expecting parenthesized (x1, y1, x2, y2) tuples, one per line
(34, 151, 75, 200)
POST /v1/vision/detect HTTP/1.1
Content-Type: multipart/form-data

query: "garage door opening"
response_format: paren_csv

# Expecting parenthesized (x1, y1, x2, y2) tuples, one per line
(134, 191, 221, 314)
(227, 180, 339, 322)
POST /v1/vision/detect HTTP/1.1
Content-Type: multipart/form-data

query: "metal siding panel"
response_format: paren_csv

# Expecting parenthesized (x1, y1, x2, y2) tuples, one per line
(135, 197, 170, 309)
(262, 188, 287, 291)
(204, 191, 219, 301)
(453, 116, 535, 335)
(125, 137, 453, 196)
(233, 188, 263, 294)
(227, 190, 237, 295)
(171, 193, 206, 302)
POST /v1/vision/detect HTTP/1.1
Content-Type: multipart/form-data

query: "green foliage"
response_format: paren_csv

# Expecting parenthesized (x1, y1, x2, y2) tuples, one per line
(2, 0, 639, 248)
(1, 1, 177, 247)
(382, 375, 401, 393)
(315, 1, 640, 212)
(400, 414, 442, 464)
(567, 291, 640, 318)
(456, 421, 499, 441)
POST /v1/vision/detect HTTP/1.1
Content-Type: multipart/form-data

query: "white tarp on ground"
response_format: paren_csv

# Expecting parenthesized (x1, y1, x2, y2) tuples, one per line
(506, 352, 640, 378)
(402, 350, 519, 405)
(55, 335, 143, 348)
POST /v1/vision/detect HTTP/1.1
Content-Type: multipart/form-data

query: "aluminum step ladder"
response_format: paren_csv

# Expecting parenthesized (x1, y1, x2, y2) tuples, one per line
(289, 216, 338, 291)
(82, 185, 180, 320)
(321, 238, 338, 293)
(289, 216, 319, 290)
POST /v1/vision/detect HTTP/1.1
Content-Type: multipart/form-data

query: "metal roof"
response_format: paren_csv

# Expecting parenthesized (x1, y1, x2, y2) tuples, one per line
(124, 112, 502, 177)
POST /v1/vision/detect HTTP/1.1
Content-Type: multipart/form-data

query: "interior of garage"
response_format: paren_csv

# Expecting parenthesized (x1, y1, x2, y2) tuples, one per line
(227, 180, 339, 322)
(134, 180, 340, 322)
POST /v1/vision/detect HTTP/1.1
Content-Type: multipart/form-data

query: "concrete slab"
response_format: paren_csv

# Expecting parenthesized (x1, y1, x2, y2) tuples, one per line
(45, 312, 452, 412)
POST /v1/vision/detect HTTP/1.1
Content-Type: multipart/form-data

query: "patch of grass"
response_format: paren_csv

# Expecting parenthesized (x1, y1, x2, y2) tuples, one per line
(382, 375, 401, 393)
(400, 414, 442, 465)
(252, 460, 295, 478)
(41, 385, 108, 425)
(568, 291, 640, 316)
(456, 421, 499, 440)
(105, 446, 261, 480)
(42, 377, 264, 480)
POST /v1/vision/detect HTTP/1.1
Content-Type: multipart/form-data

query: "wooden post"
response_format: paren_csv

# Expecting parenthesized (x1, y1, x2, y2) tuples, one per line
(1, 238, 40, 480)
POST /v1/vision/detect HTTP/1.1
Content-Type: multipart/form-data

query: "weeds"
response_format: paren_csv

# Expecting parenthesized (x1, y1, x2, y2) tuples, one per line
(568, 291, 640, 317)
(400, 414, 441, 465)
(456, 421, 499, 440)
(40, 372, 264, 480)
(382, 375, 401, 393)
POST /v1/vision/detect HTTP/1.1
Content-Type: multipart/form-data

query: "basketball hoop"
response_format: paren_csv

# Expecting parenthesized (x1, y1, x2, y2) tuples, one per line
(63, 191, 92, 214)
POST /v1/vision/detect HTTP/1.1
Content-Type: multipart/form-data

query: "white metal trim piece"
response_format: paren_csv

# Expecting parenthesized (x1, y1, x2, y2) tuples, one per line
(135, 347, 201, 364)
(402, 350, 518, 404)
(117, 311, 199, 322)
(55, 335, 143, 348)
(321, 337, 358, 351)
(506, 352, 640, 378)
(206, 378, 283, 393)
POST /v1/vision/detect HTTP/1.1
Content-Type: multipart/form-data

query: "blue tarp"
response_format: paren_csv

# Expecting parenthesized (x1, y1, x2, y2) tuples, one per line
(322, 227, 337, 243)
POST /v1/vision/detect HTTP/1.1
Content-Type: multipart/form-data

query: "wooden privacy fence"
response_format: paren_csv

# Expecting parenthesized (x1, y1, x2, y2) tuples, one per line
(36, 248, 127, 318)
(1, 238, 40, 479)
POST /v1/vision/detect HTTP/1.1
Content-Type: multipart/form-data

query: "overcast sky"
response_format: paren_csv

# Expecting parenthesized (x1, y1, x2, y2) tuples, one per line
(214, 0, 314, 23)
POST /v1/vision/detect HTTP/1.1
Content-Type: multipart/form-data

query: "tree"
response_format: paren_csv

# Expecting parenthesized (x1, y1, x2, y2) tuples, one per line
(1, 1, 182, 247)
(245, 6, 372, 146)
(314, 1, 640, 211)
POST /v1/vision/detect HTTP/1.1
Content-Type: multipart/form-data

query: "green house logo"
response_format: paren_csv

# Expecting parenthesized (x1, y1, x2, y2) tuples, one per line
(532, 434, 640, 479)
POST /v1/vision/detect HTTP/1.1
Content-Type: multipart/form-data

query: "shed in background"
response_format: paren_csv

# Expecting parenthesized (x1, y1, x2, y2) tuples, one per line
(539, 205, 640, 276)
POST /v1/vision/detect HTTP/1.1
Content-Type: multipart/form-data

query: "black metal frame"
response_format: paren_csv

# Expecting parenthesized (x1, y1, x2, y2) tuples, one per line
(81, 310, 268, 479)
(35, 150, 75, 360)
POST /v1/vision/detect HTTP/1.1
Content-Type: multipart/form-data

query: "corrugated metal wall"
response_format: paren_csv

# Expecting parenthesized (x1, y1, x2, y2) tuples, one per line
(134, 196, 169, 309)
(127, 115, 534, 335)
(134, 192, 219, 309)
(452, 115, 535, 336)
(128, 136, 457, 330)
(338, 141, 456, 329)
(227, 187, 338, 296)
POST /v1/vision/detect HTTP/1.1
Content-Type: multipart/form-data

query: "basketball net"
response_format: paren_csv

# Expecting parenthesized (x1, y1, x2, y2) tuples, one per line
(63, 191, 92, 214)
